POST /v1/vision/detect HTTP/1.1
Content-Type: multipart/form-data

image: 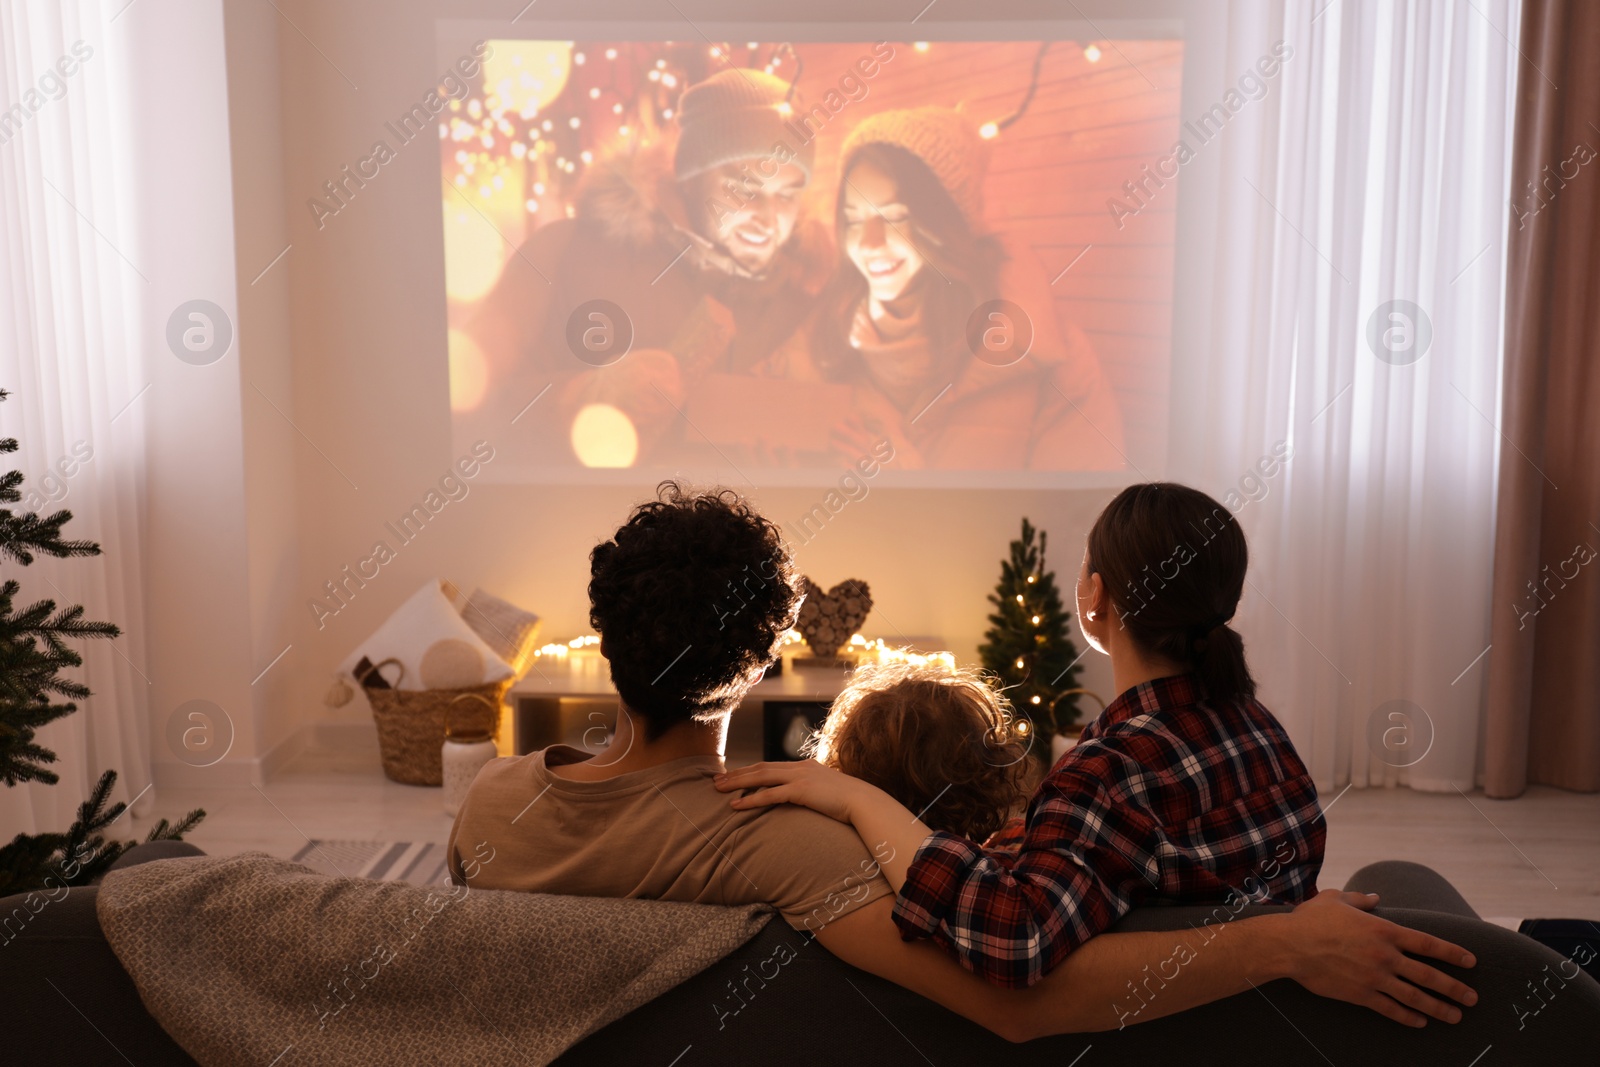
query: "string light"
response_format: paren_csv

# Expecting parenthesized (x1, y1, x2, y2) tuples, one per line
(1084, 43, 1102, 63)
(1015, 594, 1024, 603)
(979, 121, 998, 139)
(913, 42, 930, 53)
(605, 48, 617, 60)
(1031, 615, 1041, 625)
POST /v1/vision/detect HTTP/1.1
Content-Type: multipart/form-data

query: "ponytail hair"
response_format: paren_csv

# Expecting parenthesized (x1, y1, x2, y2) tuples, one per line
(1085, 482, 1257, 705)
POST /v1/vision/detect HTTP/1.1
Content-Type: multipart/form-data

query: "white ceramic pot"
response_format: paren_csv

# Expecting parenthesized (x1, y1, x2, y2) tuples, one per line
(442, 734, 498, 817)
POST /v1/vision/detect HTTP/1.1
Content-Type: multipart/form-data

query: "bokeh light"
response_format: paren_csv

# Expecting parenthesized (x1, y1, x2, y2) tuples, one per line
(570, 403, 639, 467)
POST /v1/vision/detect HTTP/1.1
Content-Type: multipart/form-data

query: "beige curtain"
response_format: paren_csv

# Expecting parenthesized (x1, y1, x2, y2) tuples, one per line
(1484, 0, 1600, 796)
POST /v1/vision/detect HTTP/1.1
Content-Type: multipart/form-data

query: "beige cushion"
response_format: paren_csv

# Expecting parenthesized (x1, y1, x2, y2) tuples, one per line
(460, 588, 541, 674)
(339, 580, 513, 690)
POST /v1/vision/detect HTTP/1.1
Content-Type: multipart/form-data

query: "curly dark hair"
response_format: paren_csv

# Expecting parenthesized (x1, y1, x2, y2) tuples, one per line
(805, 659, 1031, 842)
(589, 481, 802, 740)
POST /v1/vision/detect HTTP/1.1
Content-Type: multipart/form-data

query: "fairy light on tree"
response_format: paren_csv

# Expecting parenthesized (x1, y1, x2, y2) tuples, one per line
(978, 518, 1085, 745)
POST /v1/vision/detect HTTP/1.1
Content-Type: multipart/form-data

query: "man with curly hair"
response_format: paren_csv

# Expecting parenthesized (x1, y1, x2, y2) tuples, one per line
(446, 482, 1479, 1040)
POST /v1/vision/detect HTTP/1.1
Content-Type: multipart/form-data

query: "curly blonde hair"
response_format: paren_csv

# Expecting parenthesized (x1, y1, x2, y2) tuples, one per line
(805, 658, 1031, 841)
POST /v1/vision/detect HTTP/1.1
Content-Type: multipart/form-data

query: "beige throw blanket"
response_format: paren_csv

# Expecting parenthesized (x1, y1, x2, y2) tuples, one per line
(97, 852, 772, 1066)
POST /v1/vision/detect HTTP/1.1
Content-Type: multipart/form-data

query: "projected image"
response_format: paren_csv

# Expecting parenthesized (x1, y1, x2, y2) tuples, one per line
(441, 39, 1183, 479)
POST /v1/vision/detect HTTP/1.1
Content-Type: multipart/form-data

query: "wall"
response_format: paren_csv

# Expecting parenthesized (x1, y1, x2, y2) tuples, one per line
(125, 0, 264, 790)
(251, 0, 1200, 756)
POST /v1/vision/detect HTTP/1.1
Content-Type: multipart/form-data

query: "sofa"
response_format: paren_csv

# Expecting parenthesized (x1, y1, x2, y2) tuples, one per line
(5, 843, 1596, 1066)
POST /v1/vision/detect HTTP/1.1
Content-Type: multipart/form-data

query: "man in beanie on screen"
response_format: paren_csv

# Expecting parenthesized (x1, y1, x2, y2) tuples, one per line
(461, 68, 831, 469)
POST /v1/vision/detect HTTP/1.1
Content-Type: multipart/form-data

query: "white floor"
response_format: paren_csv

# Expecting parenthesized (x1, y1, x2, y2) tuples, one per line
(133, 734, 1600, 923)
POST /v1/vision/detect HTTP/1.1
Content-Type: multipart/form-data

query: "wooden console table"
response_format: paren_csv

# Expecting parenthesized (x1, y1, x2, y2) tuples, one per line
(507, 643, 944, 758)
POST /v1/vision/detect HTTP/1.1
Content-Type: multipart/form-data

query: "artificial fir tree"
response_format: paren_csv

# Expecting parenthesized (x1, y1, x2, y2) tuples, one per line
(978, 518, 1085, 741)
(0, 389, 202, 897)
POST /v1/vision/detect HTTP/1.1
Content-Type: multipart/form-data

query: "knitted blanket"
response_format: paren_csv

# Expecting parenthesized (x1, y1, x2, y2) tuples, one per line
(97, 852, 772, 1066)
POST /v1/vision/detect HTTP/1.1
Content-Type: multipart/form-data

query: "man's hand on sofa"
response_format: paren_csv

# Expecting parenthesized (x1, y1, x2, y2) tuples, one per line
(1277, 889, 1478, 1028)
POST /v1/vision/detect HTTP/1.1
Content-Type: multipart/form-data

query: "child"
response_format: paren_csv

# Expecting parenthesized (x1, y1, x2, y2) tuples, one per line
(805, 659, 1031, 847)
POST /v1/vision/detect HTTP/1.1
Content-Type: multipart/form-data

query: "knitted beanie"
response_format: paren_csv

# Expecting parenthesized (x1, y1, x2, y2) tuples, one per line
(840, 106, 989, 227)
(674, 69, 815, 181)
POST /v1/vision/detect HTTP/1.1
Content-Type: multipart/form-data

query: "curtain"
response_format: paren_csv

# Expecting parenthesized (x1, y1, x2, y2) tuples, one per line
(1483, 0, 1600, 797)
(0, 0, 153, 839)
(1168, 0, 1520, 793)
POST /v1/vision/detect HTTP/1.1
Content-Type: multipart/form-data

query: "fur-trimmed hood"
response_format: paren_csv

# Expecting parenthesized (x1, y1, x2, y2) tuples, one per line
(574, 139, 833, 292)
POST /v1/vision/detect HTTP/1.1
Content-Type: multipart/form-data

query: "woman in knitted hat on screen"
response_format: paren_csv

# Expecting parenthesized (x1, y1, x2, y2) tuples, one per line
(814, 106, 1126, 471)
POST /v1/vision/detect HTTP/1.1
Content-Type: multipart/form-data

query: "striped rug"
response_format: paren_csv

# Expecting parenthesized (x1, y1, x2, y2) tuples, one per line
(288, 840, 450, 886)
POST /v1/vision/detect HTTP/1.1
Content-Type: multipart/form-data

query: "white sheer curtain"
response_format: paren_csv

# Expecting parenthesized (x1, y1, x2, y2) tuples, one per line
(1169, 0, 1519, 793)
(0, 0, 152, 838)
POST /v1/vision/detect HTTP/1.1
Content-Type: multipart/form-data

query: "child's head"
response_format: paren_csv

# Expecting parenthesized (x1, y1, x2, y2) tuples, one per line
(806, 660, 1030, 841)
(1079, 481, 1256, 704)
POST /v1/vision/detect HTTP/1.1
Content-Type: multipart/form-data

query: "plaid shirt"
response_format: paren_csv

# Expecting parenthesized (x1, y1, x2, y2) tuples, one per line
(892, 673, 1325, 988)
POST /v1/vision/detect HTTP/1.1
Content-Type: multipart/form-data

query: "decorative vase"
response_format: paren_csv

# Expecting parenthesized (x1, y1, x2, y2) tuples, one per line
(442, 730, 498, 817)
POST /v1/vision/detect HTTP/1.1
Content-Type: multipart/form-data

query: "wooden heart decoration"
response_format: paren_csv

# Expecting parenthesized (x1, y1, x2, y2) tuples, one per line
(795, 577, 872, 657)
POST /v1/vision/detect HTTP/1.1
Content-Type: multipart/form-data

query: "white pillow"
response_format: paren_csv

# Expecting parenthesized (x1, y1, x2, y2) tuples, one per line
(340, 580, 514, 691)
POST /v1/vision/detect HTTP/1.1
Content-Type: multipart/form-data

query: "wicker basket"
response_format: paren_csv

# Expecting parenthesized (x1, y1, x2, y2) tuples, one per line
(362, 659, 509, 786)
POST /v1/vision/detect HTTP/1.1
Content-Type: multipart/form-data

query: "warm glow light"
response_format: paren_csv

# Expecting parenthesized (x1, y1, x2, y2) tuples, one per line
(1030, 695, 1042, 705)
(1015, 594, 1024, 603)
(442, 185, 519, 303)
(1084, 43, 1103, 63)
(1031, 615, 1041, 625)
(481, 41, 570, 115)
(571, 404, 639, 468)
(1015, 658, 1025, 669)
(446, 329, 489, 412)
(913, 41, 930, 52)
(777, 101, 793, 116)
(532, 634, 602, 658)
(605, 48, 617, 60)
(979, 122, 999, 139)
(847, 638, 957, 671)
(1027, 575, 1036, 583)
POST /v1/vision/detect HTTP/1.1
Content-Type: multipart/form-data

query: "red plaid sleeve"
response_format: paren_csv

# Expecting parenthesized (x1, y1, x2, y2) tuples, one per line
(891, 675, 1325, 989)
(892, 770, 1161, 989)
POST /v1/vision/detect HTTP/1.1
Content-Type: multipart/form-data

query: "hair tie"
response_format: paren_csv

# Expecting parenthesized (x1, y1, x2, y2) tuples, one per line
(1188, 611, 1234, 654)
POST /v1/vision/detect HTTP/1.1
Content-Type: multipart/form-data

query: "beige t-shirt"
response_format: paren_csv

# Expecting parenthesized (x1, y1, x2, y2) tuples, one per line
(446, 746, 894, 931)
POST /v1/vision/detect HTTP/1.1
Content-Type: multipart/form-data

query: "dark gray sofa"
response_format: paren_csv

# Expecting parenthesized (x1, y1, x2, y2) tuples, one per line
(5, 844, 1595, 1065)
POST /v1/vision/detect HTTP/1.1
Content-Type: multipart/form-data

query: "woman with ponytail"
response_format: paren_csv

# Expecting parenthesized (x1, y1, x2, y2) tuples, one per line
(720, 482, 1336, 994)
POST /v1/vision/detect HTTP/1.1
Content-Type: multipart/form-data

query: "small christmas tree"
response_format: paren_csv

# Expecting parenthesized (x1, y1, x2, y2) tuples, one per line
(0, 388, 203, 897)
(978, 518, 1085, 741)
